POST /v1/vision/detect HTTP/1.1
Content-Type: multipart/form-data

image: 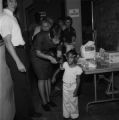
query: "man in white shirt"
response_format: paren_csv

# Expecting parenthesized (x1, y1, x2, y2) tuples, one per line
(2, 0, 41, 120)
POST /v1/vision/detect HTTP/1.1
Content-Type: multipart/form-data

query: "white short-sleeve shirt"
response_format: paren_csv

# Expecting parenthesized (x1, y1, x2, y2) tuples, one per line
(0, 14, 12, 37)
(63, 62, 83, 83)
(0, 9, 25, 46)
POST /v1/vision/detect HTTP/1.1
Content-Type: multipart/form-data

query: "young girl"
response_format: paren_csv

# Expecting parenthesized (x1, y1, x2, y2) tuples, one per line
(61, 49, 83, 120)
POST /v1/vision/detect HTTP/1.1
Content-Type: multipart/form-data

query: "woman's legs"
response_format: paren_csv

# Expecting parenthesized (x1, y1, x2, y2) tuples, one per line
(45, 79, 57, 107)
(38, 80, 51, 111)
(38, 80, 47, 104)
(45, 79, 51, 102)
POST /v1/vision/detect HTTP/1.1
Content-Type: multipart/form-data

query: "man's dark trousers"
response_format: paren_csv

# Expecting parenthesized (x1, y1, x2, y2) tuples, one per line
(6, 46, 34, 120)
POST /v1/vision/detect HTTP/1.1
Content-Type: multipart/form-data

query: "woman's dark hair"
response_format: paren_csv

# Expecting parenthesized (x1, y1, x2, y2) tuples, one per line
(41, 17, 51, 26)
(65, 16, 73, 25)
(3, 0, 8, 8)
(57, 17, 65, 23)
(50, 24, 61, 39)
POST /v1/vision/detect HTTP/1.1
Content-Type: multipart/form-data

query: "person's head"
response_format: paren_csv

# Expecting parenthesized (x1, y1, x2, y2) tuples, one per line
(41, 18, 51, 31)
(3, 0, 17, 12)
(57, 17, 64, 26)
(66, 49, 77, 65)
(47, 17, 54, 28)
(50, 24, 61, 45)
(65, 16, 72, 28)
(57, 17, 66, 30)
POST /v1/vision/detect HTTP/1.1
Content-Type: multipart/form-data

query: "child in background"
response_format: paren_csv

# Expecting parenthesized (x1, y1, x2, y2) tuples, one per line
(61, 49, 83, 120)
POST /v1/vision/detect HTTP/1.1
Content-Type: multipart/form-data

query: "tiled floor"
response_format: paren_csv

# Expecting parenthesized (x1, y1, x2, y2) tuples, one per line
(32, 74, 119, 120)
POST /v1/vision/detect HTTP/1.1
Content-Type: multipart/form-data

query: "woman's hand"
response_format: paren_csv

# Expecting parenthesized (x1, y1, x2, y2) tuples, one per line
(57, 50, 62, 58)
(51, 68, 60, 84)
(52, 75, 56, 84)
(16, 61, 26, 72)
(48, 56, 57, 64)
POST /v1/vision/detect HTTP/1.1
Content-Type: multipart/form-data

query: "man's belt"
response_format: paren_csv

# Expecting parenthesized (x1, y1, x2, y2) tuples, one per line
(15, 45, 25, 49)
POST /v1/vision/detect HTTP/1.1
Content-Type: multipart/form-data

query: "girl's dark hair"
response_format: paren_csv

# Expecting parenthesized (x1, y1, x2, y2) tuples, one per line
(3, 0, 8, 8)
(66, 49, 77, 58)
(66, 49, 78, 64)
(50, 24, 61, 39)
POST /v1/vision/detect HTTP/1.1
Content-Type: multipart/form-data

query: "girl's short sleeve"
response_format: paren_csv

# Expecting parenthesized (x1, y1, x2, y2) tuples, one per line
(63, 62, 67, 69)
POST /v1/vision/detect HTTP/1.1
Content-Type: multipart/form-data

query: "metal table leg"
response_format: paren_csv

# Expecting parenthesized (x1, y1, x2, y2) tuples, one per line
(86, 72, 119, 112)
(87, 74, 97, 111)
(106, 72, 119, 95)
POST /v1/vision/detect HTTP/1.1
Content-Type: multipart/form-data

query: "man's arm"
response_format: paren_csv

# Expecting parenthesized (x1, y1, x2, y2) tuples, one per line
(4, 34, 26, 72)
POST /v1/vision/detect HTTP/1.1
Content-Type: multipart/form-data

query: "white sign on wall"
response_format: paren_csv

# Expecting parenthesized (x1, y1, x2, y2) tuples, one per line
(39, 11, 46, 17)
(68, 8, 80, 17)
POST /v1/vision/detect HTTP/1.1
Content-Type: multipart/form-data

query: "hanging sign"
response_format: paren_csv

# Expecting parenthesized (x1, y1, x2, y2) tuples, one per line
(39, 11, 46, 17)
(68, 8, 80, 17)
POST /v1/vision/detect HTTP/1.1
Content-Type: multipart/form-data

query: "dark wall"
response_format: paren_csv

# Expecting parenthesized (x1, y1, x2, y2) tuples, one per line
(94, 0, 119, 51)
(81, 0, 92, 44)
(26, 0, 65, 27)
(24, 0, 65, 47)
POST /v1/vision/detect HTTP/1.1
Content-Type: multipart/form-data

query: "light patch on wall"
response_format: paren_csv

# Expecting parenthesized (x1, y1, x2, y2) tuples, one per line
(68, 8, 80, 17)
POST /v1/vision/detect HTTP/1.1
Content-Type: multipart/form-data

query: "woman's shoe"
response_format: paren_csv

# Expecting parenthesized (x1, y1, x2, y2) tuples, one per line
(48, 101, 57, 107)
(41, 104, 51, 111)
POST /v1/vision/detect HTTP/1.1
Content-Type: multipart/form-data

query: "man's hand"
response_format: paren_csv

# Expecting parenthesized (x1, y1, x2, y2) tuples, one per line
(16, 61, 26, 72)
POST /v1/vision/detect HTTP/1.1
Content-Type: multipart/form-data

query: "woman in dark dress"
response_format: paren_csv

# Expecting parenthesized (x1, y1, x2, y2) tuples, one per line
(31, 19, 61, 111)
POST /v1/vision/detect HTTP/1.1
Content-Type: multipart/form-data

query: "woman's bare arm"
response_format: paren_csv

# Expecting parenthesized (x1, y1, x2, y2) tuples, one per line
(36, 50, 57, 64)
